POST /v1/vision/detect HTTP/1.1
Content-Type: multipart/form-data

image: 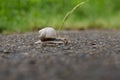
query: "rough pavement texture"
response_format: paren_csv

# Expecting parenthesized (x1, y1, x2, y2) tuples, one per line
(0, 30, 120, 80)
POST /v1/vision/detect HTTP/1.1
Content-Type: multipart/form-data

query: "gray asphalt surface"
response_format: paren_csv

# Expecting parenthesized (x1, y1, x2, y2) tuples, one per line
(0, 30, 120, 80)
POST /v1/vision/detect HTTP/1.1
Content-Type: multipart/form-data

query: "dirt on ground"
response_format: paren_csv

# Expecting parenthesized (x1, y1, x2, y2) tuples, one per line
(0, 30, 120, 80)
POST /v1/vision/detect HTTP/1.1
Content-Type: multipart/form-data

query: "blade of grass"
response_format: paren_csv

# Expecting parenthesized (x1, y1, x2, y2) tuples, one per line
(58, 1, 88, 35)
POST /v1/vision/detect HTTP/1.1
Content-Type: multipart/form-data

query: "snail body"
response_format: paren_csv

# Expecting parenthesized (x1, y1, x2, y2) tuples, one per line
(39, 27, 57, 41)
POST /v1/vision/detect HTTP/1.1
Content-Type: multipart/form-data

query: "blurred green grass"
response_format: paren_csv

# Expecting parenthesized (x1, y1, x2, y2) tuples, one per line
(0, 0, 120, 33)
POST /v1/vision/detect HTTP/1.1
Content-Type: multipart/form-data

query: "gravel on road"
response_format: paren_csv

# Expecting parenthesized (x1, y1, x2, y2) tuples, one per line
(0, 30, 120, 80)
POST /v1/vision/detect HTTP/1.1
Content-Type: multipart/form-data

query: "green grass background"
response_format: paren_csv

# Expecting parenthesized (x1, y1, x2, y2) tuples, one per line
(0, 0, 120, 33)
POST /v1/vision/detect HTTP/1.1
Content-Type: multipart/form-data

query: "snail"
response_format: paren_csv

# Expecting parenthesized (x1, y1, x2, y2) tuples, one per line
(35, 27, 68, 44)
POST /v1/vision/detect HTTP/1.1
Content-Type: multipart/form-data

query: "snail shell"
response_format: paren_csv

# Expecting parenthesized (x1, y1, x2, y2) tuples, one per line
(39, 27, 57, 41)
